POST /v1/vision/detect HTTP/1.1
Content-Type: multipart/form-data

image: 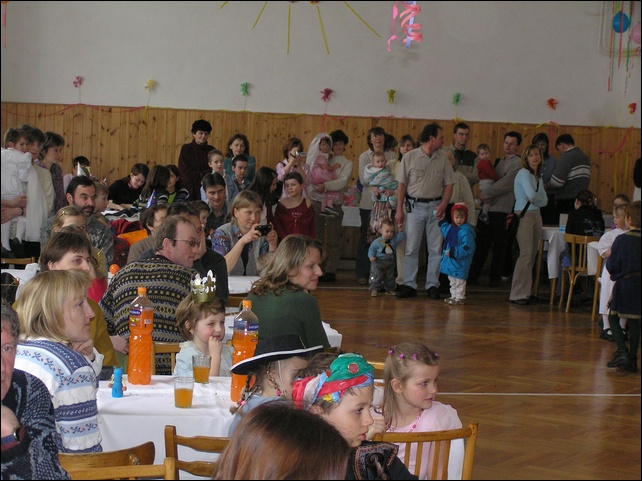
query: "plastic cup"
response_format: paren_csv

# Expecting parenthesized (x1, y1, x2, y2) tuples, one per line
(174, 376, 194, 408)
(192, 355, 211, 384)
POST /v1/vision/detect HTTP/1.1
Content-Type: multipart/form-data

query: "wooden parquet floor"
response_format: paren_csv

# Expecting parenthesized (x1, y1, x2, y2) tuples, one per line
(315, 270, 641, 480)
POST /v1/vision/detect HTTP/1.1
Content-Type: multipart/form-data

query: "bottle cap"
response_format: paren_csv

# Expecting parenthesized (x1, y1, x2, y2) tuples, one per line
(138, 287, 147, 296)
(241, 300, 252, 309)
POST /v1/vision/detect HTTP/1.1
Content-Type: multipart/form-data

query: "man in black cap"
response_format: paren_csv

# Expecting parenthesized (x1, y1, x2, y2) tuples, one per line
(178, 119, 216, 200)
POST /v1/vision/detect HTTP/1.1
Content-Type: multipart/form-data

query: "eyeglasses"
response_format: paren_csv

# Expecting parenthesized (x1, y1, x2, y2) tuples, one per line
(172, 239, 201, 248)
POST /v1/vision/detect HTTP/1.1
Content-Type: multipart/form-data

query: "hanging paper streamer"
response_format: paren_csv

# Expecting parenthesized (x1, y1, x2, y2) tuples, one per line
(387, 89, 397, 104)
(321, 88, 333, 117)
(388, 1, 423, 51)
(73, 76, 84, 103)
(315, 3, 330, 54)
(629, 102, 637, 114)
(252, 1, 268, 29)
(321, 88, 333, 102)
(1, 1, 9, 48)
(343, 2, 381, 38)
(546, 98, 559, 110)
(240, 82, 250, 110)
(607, 1, 638, 92)
(400, 1, 422, 48)
(145, 80, 155, 105)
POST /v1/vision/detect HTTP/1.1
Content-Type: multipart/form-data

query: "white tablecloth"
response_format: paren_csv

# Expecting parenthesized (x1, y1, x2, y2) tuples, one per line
(98, 375, 233, 478)
(541, 228, 605, 279)
(227, 276, 259, 294)
(541, 226, 567, 279)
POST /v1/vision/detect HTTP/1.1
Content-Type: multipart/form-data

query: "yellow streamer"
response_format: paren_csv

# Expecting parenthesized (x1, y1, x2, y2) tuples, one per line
(219, 1, 228, 8)
(287, 3, 291, 54)
(317, 5, 330, 55)
(343, 1, 381, 38)
(252, 1, 268, 30)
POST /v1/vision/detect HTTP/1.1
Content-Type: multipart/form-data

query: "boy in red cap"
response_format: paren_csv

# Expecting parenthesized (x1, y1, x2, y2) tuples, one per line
(439, 203, 476, 305)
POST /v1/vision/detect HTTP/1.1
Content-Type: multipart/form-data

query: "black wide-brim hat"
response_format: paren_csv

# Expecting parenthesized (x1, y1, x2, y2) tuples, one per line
(231, 334, 324, 375)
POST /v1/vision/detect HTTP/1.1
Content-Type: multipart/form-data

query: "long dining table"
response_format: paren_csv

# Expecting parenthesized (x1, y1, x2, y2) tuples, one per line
(97, 375, 232, 479)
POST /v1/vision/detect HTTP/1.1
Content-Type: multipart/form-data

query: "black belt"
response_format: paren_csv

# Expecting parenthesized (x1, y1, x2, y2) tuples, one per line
(407, 195, 442, 203)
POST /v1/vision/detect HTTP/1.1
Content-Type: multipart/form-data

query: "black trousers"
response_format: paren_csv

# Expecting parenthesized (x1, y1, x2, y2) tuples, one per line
(469, 211, 513, 282)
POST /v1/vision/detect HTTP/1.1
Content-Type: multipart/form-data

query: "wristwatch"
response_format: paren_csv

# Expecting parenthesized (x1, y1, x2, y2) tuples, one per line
(1, 424, 24, 450)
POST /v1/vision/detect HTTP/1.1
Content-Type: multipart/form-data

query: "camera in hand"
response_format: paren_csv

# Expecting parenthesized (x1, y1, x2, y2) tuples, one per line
(295, 151, 307, 158)
(256, 224, 272, 235)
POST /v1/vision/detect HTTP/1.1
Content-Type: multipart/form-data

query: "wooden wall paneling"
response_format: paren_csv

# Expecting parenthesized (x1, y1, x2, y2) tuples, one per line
(1, 102, 639, 212)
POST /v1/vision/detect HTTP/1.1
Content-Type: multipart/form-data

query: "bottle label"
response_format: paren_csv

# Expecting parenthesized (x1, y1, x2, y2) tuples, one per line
(247, 323, 259, 332)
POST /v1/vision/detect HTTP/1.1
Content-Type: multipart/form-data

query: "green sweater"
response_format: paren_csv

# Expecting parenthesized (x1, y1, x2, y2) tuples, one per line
(247, 289, 330, 349)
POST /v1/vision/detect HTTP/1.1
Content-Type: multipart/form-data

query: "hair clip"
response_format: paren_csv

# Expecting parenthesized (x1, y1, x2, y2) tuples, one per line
(388, 348, 395, 355)
(399, 353, 405, 360)
(434, 352, 439, 358)
(412, 354, 417, 361)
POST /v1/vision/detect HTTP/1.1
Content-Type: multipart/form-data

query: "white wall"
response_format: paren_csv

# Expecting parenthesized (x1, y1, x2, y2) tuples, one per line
(1, 1, 640, 128)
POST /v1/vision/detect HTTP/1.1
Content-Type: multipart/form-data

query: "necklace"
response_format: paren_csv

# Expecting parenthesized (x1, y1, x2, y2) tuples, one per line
(390, 409, 424, 432)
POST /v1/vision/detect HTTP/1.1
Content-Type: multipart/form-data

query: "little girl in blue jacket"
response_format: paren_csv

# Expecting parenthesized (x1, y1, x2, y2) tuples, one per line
(439, 203, 476, 305)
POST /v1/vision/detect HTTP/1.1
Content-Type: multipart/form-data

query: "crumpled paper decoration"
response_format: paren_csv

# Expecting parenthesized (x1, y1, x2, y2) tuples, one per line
(387, 89, 397, 104)
(321, 88, 334, 102)
(546, 98, 559, 110)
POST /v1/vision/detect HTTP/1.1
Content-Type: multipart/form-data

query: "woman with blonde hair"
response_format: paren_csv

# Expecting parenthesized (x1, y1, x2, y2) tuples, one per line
(247, 234, 330, 349)
(14, 269, 103, 453)
(211, 189, 278, 275)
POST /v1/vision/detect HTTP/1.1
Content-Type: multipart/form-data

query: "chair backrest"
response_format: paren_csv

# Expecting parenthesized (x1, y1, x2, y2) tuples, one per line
(59, 440, 156, 472)
(563, 234, 600, 274)
(1, 256, 36, 267)
(373, 422, 478, 480)
(64, 456, 176, 480)
(164, 425, 229, 479)
(152, 341, 181, 375)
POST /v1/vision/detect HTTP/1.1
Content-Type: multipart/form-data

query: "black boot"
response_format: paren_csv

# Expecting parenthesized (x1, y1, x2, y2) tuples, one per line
(606, 349, 630, 368)
(618, 356, 638, 373)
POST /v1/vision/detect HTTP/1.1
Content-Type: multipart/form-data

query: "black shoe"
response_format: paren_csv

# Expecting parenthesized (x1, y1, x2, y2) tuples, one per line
(618, 357, 638, 373)
(510, 298, 530, 305)
(319, 272, 336, 282)
(395, 284, 404, 292)
(396, 286, 417, 298)
(600, 329, 615, 342)
(0, 246, 15, 259)
(488, 278, 500, 288)
(427, 286, 440, 300)
(607, 349, 630, 368)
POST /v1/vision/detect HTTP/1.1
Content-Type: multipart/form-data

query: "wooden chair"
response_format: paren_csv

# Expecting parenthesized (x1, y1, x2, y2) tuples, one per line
(0, 256, 35, 268)
(591, 254, 604, 322)
(64, 457, 176, 480)
(59, 440, 156, 474)
(226, 294, 245, 309)
(559, 234, 600, 312)
(152, 341, 180, 375)
(373, 422, 479, 480)
(164, 424, 229, 479)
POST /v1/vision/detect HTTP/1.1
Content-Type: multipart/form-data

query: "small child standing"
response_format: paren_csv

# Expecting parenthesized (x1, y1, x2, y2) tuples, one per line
(226, 154, 250, 204)
(476, 143, 500, 224)
(368, 218, 406, 297)
(597, 202, 629, 342)
(605, 201, 641, 373)
(364, 150, 399, 208)
(272, 172, 316, 240)
(381, 341, 464, 480)
(307, 133, 341, 216)
(439, 203, 476, 305)
(174, 294, 233, 378)
(201, 148, 229, 202)
(1, 128, 31, 258)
